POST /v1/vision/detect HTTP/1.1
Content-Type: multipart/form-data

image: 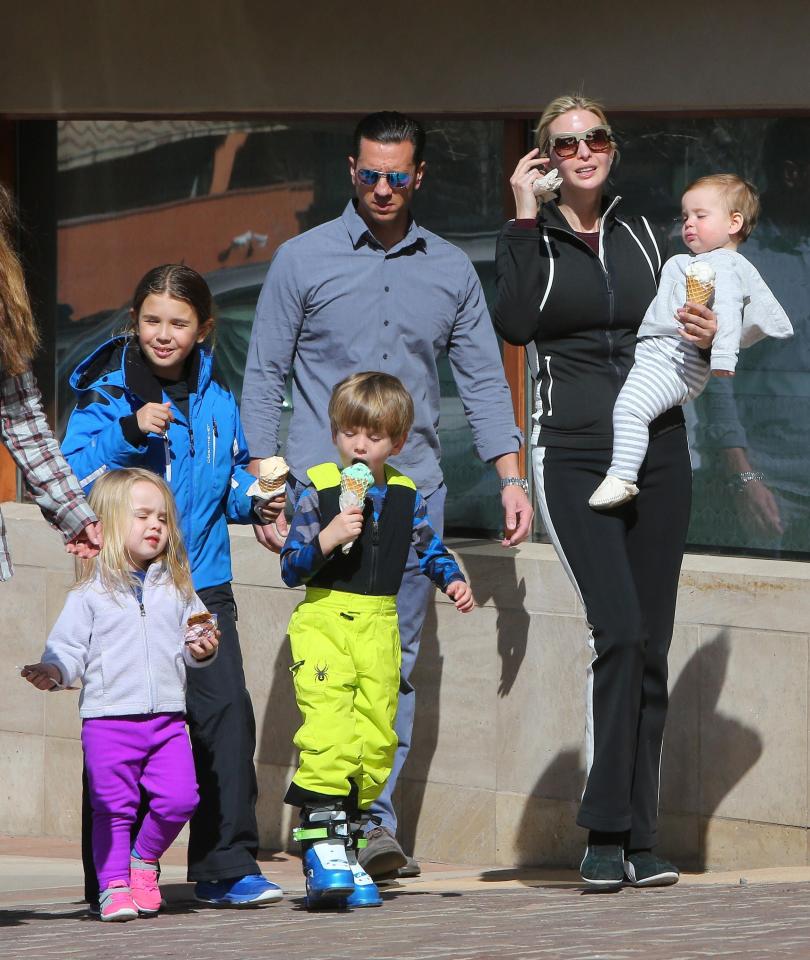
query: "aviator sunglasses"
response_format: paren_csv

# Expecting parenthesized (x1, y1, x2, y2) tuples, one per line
(549, 125, 613, 159)
(356, 168, 412, 189)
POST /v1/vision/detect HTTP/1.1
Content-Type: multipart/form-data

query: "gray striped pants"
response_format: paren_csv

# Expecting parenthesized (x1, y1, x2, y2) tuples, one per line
(609, 336, 709, 483)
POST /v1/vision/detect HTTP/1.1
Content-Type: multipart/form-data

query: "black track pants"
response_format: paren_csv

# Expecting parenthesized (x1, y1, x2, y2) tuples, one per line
(532, 426, 691, 849)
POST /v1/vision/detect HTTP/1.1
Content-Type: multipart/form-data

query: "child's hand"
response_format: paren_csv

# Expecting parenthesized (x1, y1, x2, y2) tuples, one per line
(21, 662, 63, 690)
(136, 401, 174, 436)
(318, 506, 364, 555)
(446, 580, 474, 614)
(186, 627, 220, 661)
(712, 370, 734, 377)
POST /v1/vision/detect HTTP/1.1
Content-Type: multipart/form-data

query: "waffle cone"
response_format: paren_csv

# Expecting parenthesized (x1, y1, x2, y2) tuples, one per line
(341, 476, 369, 501)
(685, 275, 714, 306)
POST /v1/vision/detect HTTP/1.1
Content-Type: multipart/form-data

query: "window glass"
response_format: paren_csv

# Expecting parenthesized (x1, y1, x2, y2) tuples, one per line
(55, 120, 505, 533)
(611, 116, 810, 558)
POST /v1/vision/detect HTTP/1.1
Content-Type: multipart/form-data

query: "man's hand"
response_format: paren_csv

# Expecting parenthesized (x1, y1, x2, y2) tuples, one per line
(446, 579, 474, 613)
(677, 302, 717, 348)
(737, 479, 784, 538)
(136, 401, 174, 436)
(65, 521, 103, 559)
(21, 662, 62, 690)
(501, 485, 533, 547)
(318, 506, 364, 556)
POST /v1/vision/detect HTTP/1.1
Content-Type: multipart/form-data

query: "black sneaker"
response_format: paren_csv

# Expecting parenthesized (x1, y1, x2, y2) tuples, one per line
(357, 826, 407, 879)
(623, 852, 679, 887)
(580, 844, 624, 889)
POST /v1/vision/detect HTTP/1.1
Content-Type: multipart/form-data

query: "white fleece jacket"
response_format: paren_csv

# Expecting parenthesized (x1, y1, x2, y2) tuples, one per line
(42, 563, 215, 719)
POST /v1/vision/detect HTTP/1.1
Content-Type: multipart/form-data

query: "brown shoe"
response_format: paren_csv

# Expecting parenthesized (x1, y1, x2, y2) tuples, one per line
(357, 826, 408, 879)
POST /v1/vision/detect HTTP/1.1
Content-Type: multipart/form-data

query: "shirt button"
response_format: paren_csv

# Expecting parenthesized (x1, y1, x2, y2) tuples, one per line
(383, 354, 389, 360)
(384, 320, 389, 326)
(385, 286, 390, 292)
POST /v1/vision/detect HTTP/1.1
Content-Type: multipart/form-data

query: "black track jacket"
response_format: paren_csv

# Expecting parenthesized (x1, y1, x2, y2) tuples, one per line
(493, 196, 683, 449)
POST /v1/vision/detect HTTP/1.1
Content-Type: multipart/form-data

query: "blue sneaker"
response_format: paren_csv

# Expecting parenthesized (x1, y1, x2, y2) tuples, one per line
(194, 874, 283, 907)
(345, 853, 382, 908)
(303, 843, 355, 903)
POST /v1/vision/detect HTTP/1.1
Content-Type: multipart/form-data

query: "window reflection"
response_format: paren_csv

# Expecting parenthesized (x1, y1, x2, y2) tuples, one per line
(613, 116, 810, 558)
(55, 119, 505, 533)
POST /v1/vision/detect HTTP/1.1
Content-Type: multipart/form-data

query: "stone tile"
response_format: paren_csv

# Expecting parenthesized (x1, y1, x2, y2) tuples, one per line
(699, 627, 807, 827)
(701, 815, 808, 871)
(408, 600, 498, 791)
(452, 544, 579, 616)
(233, 584, 302, 768)
(43, 738, 83, 839)
(44, 688, 82, 740)
(228, 527, 288, 589)
(0, 567, 47, 736)
(255, 762, 296, 853)
(660, 624, 701, 815)
(495, 614, 589, 798)
(0, 730, 44, 835)
(45, 570, 75, 633)
(657, 812, 701, 871)
(2, 505, 76, 574)
(401, 779, 495, 866)
(676, 566, 810, 633)
(495, 791, 581, 868)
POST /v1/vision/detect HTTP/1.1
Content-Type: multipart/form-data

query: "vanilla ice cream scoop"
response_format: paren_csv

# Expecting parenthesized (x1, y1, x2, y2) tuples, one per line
(247, 455, 289, 499)
(686, 261, 716, 285)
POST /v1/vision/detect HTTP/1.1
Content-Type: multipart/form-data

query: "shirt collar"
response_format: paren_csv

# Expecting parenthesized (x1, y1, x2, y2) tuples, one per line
(341, 200, 427, 255)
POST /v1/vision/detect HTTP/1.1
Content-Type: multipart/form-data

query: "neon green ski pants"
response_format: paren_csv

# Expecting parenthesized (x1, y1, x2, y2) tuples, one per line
(287, 587, 401, 809)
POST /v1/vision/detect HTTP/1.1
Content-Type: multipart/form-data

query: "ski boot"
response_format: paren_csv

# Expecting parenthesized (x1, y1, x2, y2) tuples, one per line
(345, 814, 383, 908)
(294, 804, 355, 909)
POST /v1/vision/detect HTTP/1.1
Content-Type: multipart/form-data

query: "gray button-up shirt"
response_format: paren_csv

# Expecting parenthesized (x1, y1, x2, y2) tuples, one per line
(241, 200, 522, 495)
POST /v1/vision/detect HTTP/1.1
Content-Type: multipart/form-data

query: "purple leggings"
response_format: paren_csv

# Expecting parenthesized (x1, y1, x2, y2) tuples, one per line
(82, 713, 199, 891)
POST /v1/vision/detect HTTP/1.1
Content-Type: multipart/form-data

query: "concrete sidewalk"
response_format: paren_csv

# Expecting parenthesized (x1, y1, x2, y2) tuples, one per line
(2, 836, 810, 959)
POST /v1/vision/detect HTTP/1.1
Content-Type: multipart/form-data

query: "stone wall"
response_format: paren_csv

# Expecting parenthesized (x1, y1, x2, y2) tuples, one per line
(1, 502, 808, 870)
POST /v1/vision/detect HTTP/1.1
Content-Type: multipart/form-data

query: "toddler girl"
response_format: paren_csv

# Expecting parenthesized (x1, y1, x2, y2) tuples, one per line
(22, 467, 218, 921)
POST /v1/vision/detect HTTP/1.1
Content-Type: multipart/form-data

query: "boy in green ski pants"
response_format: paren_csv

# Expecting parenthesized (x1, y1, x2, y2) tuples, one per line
(280, 371, 473, 908)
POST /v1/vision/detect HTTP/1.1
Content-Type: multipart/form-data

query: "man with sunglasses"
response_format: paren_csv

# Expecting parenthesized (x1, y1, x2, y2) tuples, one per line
(242, 111, 531, 881)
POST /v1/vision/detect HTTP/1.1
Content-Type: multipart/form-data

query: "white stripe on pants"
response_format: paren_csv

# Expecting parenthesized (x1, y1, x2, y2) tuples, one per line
(609, 336, 709, 483)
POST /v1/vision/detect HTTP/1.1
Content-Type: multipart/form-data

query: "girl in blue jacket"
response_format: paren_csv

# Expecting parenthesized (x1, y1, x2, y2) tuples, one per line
(62, 264, 282, 908)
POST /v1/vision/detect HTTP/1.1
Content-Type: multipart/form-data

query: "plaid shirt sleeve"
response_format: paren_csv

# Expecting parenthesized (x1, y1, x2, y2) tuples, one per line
(412, 491, 466, 591)
(280, 486, 330, 587)
(0, 370, 97, 542)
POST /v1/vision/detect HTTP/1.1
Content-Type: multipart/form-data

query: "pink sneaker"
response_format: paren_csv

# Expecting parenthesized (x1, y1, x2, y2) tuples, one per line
(99, 880, 138, 922)
(130, 856, 162, 914)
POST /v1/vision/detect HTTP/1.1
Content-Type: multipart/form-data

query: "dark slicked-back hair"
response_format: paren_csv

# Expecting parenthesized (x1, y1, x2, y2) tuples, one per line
(352, 112, 426, 166)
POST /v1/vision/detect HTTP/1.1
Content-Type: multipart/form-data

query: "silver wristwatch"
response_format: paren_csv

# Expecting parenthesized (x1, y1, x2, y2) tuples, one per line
(500, 476, 529, 495)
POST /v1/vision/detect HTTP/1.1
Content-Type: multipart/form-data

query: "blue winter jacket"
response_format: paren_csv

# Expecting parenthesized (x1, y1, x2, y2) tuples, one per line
(62, 336, 255, 591)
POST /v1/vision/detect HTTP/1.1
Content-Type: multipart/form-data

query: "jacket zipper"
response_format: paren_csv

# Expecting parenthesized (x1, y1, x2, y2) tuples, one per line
(138, 592, 154, 713)
(163, 435, 172, 482)
(370, 517, 380, 591)
(544, 196, 622, 378)
(212, 418, 218, 464)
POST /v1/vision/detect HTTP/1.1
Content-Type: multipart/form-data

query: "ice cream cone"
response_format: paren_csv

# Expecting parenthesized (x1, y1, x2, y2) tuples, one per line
(339, 463, 374, 554)
(685, 275, 714, 307)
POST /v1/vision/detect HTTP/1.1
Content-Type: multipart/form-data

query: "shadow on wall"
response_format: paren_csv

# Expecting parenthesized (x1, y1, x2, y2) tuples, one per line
(399, 552, 531, 856)
(512, 629, 762, 870)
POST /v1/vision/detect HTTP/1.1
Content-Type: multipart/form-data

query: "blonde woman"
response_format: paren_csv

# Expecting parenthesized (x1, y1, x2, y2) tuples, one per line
(0, 185, 100, 573)
(22, 468, 219, 922)
(493, 95, 717, 889)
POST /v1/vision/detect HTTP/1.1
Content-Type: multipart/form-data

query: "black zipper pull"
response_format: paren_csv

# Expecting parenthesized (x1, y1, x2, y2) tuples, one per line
(372, 519, 380, 545)
(213, 419, 218, 437)
(189, 427, 195, 457)
(139, 601, 145, 617)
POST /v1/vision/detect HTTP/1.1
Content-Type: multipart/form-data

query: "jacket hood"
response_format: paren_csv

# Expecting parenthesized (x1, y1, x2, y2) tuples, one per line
(70, 335, 212, 401)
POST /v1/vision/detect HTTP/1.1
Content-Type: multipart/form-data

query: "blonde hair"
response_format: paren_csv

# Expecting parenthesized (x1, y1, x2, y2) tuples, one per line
(329, 371, 414, 440)
(76, 468, 194, 601)
(684, 173, 760, 243)
(534, 93, 615, 159)
(0, 186, 40, 376)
